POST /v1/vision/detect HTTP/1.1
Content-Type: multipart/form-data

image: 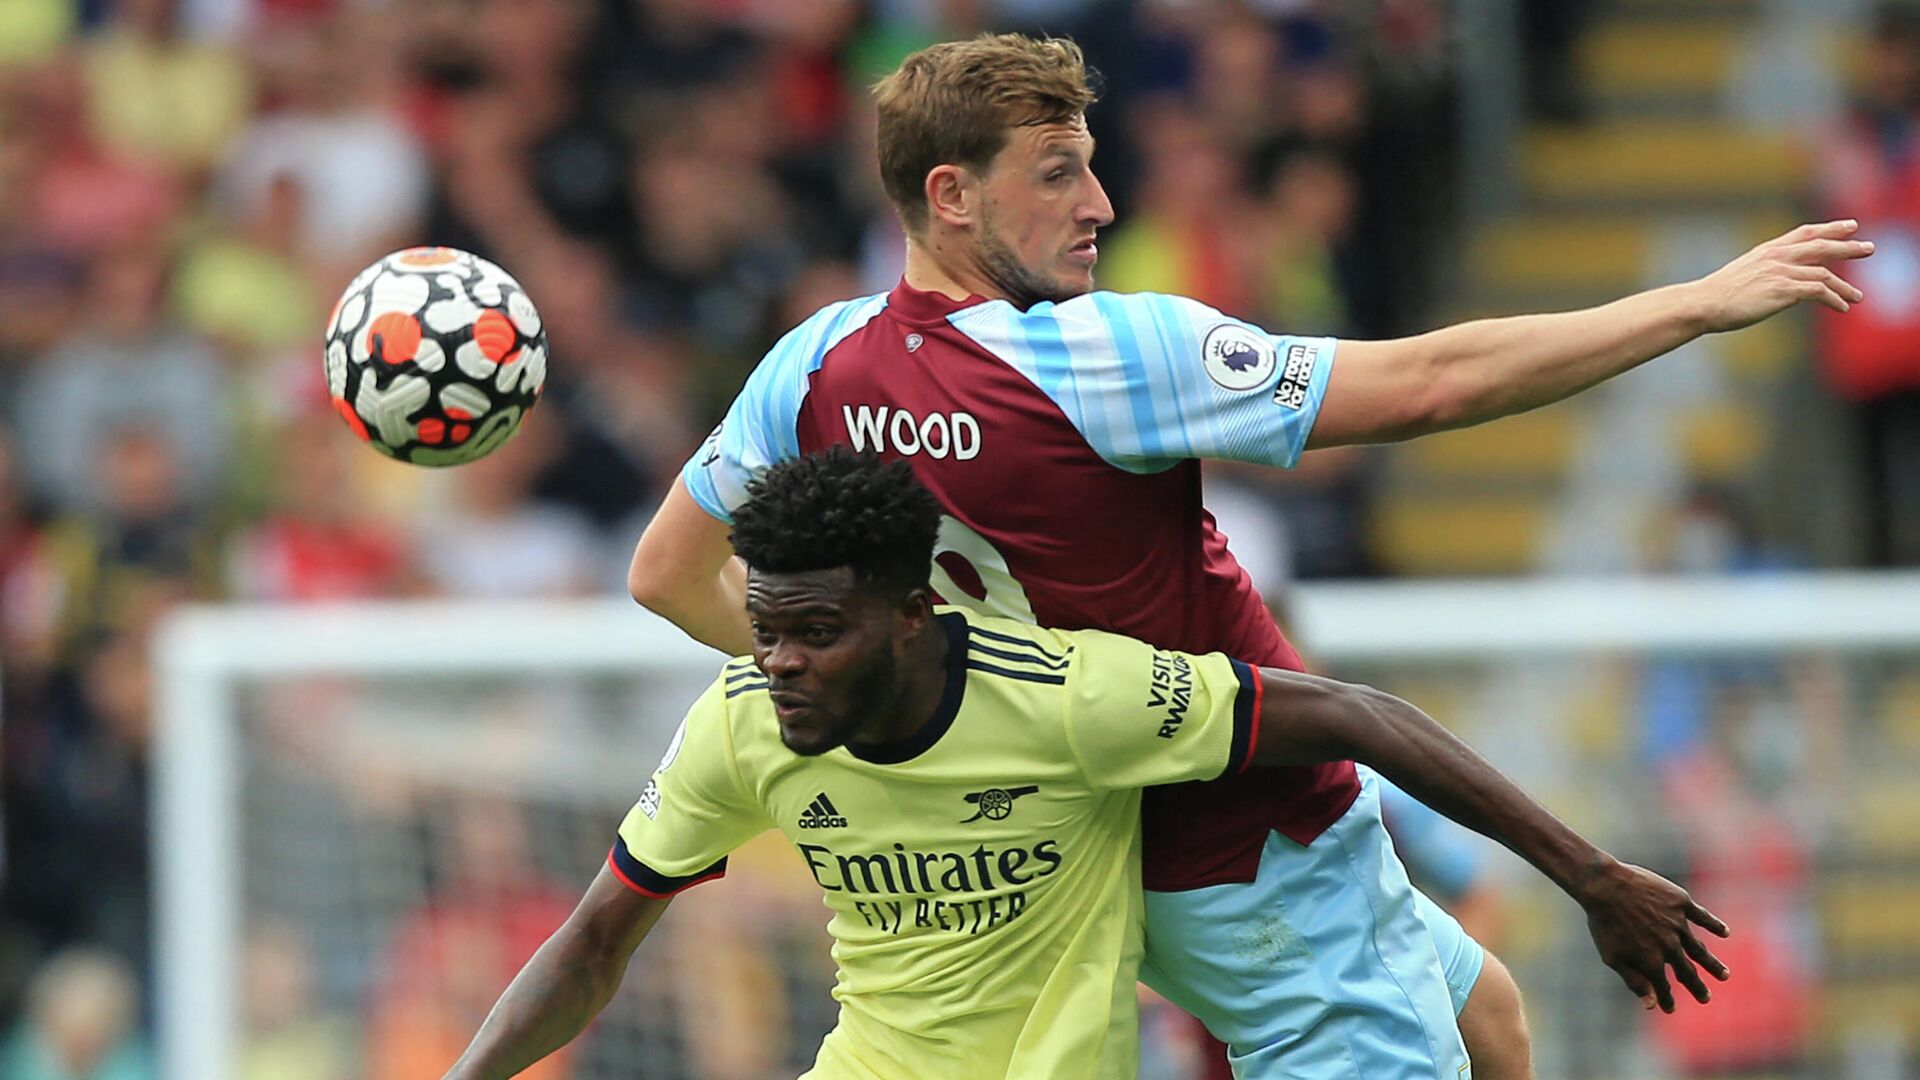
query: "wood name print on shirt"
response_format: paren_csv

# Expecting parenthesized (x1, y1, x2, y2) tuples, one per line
(842, 404, 982, 460)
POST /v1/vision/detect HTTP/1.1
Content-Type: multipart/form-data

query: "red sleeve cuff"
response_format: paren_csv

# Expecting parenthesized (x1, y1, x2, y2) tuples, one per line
(608, 838, 728, 898)
(1228, 659, 1262, 773)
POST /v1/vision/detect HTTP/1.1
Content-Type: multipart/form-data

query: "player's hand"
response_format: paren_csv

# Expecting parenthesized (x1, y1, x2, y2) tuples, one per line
(1693, 219, 1874, 332)
(1575, 858, 1731, 1013)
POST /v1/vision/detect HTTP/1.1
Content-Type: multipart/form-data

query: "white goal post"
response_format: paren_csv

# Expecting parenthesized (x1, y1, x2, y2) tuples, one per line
(154, 574, 1920, 1080)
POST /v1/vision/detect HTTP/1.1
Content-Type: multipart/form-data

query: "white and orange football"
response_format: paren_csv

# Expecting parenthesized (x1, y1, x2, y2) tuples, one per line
(323, 246, 547, 465)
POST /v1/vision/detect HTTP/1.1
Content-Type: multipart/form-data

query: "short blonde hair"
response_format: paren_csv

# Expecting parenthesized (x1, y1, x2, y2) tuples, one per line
(873, 34, 1098, 234)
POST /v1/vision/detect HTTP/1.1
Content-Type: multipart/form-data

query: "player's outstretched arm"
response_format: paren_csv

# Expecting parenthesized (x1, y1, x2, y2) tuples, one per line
(629, 476, 753, 656)
(1249, 667, 1730, 1012)
(444, 867, 672, 1080)
(1307, 220, 1874, 449)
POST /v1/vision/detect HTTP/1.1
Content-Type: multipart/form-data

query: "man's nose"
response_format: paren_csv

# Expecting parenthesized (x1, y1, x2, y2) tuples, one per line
(1083, 172, 1116, 228)
(763, 642, 808, 678)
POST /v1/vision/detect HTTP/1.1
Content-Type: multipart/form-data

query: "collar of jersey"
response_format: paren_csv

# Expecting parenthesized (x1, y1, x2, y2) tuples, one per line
(845, 611, 971, 765)
(886, 278, 992, 326)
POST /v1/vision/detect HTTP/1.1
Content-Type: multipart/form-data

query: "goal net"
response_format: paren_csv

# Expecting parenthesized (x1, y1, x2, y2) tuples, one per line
(155, 576, 1920, 1080)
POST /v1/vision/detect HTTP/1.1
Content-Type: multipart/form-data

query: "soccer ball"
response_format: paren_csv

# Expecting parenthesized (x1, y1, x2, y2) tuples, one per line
(324, 247, 547, 466)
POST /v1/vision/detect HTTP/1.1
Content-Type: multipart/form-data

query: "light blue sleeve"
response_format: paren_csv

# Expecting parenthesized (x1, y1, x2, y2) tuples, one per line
(949, 291, 1336, 473)
(680, 293, 890, 522)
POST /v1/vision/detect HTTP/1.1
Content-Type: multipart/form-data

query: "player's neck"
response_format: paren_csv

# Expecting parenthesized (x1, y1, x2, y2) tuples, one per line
(903, 235, 1003, 305)
(854, 622, 954, 748)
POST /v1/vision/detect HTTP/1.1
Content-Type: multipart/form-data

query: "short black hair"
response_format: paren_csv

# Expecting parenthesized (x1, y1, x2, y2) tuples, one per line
(731, 447, 942, 597)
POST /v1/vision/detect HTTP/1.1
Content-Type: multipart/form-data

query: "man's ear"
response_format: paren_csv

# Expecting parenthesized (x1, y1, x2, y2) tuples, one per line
(925, 164, 978, 229)
(897, 586, 936, 638)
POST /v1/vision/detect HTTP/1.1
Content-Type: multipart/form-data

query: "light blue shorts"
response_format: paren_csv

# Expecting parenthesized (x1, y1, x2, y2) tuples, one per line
(1140, 770, 1480, 1079)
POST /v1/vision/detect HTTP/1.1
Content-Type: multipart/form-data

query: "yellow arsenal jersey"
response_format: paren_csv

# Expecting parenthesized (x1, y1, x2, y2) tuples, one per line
(611, 608, 1260, 1079)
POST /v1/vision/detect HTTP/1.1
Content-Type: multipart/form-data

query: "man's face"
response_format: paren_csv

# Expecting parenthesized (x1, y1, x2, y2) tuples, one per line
(746, 567, 906, 756)
(971, 116, 1115, 306)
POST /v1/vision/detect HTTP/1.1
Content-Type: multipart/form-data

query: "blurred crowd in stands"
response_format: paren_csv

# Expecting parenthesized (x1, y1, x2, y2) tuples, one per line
(0, 0, 1460, 1072)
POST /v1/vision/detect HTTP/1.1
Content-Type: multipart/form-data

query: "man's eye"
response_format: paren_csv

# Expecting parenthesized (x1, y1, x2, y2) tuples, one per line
(805, 625, 837, 641)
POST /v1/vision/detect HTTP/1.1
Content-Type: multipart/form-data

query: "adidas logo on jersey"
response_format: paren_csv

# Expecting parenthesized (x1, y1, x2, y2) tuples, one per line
(798, 792, 848, 829)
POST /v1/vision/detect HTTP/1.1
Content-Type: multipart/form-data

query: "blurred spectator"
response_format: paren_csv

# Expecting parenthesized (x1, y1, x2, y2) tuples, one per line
(1635, 483, 1832, 1077)
(0, 947, 150, 1080)
(587, 0, 756, 112)
(217, 10, 429, 281)
(172, 172, 324, 363)
(14, 425, 216, 675)
(1253, 147, 1358, 336)
(0, 251, 87, 390)
(1817, 7, 1920, 565)
(0, 430, 45, 664)
(227, 410, 417, 602)
(3, 58, 183, 257)
(364, 796, 576, 1080)
(1102, 102, 1264, 314)
(239, 922, 357, 1080)
(1643, 750, 1820, 1077)
(425, 0, 636, 272)
(10, 251, 229, 512)
(83, 0, 252, 174)
(1519, 0, 1593, 123)
(412, 420, 601, 598)
(0, 0, 74, 68)
(506, 241, 685, 531)
(1206, 448, 1375, 582)
(4, 427, 205, 969)
(623, 122, 804, 349)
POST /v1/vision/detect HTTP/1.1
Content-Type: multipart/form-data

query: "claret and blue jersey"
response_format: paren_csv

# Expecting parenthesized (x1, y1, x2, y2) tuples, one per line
(682, 280, 1357, 891)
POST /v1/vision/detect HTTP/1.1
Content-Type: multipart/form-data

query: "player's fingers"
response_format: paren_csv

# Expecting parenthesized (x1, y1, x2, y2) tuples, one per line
(1618, 967, 1658, 1011)
(1785, 264, 1866, 303)
(1647, 966, 1677, 1013)
(1680, 929, 1730, 982)
(1781, 238, 1875, 265)
(1688, 901, 1731, 938)
(1785, 218, 1860, 242)
(1825, 268, 1865, 303)
(1800, 280, 1851, 313)
(1670, 948, 1712, 1004)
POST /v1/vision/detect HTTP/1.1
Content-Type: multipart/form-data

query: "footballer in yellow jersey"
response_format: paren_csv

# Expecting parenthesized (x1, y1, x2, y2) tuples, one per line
(610, 611, 1255, 1079)
(447, 450, 1729, 1080)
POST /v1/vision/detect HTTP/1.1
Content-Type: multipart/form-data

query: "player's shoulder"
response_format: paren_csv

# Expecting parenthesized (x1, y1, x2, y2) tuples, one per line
(758, 291, 892, 375)
(940, 609, 1195, 695)
(963, 290, 1222, 338)
(942, 607, 1079, 687)
(714, 655, 772, 705)
(689, 657, 772, 740)
(1060, 290, 1223, 320)
(724, 291, 892, 429)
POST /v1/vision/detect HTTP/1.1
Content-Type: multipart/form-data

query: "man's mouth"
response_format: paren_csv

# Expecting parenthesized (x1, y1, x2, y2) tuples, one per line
(771, 692, 814, 722)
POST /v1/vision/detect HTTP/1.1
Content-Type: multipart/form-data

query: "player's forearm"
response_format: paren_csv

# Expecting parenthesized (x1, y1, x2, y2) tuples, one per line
(1409, 281, 1711, 433)
(444, 923, 630, 1080)
(1256, 672, 1610, 896)
(635, 558, 753, 656)
(629, 477, 756, 655)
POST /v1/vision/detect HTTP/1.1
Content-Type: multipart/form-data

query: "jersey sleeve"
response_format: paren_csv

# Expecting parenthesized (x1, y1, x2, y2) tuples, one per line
(680, 293, 889, 522)
(954, 292, 1336, 474)
(610, 677, 772, 897)
(1060, 629, 1262, 792)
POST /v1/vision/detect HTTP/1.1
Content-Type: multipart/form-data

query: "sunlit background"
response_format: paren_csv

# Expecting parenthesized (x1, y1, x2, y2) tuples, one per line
(3, 1, 1920, 1078)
